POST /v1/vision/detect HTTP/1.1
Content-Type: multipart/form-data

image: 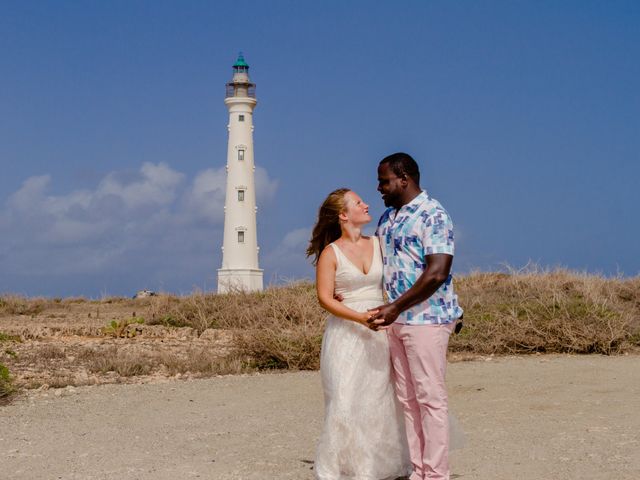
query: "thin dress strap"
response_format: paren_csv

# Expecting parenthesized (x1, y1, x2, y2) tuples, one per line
(372, 236, 381, 263)
(328, 242, 343, 269)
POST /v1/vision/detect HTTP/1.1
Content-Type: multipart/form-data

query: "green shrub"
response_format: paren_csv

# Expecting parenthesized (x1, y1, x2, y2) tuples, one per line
(0, 332, 21, 343)
(101, 317, 145, 338)
(0, 363, 14, 398)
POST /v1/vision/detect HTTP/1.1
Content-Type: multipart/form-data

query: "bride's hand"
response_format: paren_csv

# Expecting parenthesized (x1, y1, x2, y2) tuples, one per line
(360, 309, 379, 327)
(358, 312, 371, 325)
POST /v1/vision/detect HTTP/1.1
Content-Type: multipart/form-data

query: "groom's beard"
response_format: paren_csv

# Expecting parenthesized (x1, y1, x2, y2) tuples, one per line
(382, 194, 398, 208)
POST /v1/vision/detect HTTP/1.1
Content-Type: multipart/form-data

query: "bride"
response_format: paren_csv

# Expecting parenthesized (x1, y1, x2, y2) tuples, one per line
(306, 188, 411, 480)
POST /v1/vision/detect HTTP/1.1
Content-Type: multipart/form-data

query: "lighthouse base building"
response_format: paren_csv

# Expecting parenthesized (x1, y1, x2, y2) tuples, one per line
(217, 269, 263, 293)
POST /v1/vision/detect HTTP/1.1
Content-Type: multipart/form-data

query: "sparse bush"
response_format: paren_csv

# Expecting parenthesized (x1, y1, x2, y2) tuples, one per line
(450, 269, 640, 355)
(158, 349, 250, 376)
(148, 291, 224, 332)
(0, 332, 21, 343)
(38, 344, 67, 359)
(63, 297, 88, 304)
(148, 271, 639, 369)
(149, 283, 326, 370)
(101, 317, 145, 338)
(0, 295, 46, 316)
(83, 346, 153, 377)
(0, 363, 15, 398)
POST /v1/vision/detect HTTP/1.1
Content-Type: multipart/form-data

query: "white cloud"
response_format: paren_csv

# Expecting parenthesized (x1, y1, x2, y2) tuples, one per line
(183, 167, 227, 223)
(281, 227, 311, 250)
(0, 162, 279, 295)
(7, 175, 51, 212)
(97, 162, 185, 209)
(262, 227, 314, 282)
(255, 166, 279, 203)
(182, 165, 278, 224)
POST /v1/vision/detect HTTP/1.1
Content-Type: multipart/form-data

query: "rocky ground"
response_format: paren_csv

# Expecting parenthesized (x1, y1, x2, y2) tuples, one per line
(0, 300, 235, 389)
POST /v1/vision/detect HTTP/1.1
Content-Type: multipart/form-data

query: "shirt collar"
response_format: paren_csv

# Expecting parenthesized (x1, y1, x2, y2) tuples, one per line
(399, 190, 428, 214)
(386, 190, 428, 222)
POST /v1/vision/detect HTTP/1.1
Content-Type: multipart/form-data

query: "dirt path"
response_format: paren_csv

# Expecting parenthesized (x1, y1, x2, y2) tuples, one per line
(1, 355, 639, 480)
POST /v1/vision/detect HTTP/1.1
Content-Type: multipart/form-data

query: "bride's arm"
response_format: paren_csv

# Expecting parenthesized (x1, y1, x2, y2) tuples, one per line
(316, 246, 373, 325)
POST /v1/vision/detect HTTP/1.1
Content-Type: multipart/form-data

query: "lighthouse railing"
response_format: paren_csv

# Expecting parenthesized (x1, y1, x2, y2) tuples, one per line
(226, 83, 256, 98)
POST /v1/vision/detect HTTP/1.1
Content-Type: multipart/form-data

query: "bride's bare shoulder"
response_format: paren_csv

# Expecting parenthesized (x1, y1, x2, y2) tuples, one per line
(318, 243, 337, 264)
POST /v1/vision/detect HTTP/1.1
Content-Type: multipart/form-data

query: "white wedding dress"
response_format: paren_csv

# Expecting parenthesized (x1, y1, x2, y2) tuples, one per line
(315, 237, 411, 480)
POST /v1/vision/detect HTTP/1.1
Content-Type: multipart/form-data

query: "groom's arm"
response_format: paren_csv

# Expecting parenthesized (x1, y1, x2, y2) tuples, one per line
(368, 253, 452, 328)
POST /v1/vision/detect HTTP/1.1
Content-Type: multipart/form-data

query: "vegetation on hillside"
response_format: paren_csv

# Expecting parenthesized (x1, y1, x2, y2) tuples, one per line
(1, 270, 638, 385)
(146, 270, 640, 369)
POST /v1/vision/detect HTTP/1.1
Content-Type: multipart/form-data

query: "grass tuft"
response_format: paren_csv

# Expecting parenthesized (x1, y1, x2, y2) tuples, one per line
(101, 317, 145, 338)
(0, 332, 21, 343)
(0, 295, 46, 316)
(82, 346, 153, 377)
(0, 363, 15, 399)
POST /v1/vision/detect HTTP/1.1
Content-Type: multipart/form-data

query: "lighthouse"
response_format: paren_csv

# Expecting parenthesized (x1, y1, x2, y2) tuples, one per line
(217, 53, 263, 293)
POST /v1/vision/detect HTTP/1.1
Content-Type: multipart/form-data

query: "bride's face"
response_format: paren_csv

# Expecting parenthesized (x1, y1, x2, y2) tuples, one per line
(342, 191, 371, 226)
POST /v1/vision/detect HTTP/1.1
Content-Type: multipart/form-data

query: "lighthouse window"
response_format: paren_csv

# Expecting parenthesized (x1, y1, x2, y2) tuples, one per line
(238, 115, 245, 122)
(238, 190, 245, 201)
(238, 149, 245, 161)
(238, 231, 245, 243)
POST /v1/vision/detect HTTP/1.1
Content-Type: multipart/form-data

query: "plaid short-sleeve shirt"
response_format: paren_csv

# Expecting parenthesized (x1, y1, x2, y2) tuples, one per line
(375, 191, 463, 325)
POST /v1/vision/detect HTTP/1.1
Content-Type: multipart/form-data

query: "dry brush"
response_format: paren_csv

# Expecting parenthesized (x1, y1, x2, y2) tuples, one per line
(146, 270, 640, 369)
(1, 270, 639, 387)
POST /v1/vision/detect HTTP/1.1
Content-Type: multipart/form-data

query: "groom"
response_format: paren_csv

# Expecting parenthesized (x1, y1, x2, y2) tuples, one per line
(369, 152, 463, 480)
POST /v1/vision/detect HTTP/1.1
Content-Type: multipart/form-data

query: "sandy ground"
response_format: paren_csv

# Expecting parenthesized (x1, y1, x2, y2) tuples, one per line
(1, 354, 639, 480)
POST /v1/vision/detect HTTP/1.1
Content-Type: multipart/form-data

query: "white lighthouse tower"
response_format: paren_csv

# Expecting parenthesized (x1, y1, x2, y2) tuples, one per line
(217, 53, 263, 293)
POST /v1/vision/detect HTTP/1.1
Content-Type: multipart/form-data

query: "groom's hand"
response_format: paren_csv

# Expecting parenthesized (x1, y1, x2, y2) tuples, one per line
(367, 303, 400, 330)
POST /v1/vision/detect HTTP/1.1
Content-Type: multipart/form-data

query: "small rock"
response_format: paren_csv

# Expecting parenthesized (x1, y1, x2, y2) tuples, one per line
(133, 289, 157, 299)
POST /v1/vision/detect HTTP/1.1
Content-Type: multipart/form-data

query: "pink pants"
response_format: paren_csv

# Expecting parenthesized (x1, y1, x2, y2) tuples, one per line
(388, 322, 455, 480)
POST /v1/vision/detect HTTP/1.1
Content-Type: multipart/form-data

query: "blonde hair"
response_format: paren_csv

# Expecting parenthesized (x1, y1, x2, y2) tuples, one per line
(306, 188, 351, 265)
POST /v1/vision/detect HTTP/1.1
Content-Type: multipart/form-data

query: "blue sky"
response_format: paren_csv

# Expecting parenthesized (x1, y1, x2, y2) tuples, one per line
(1, 1, 638, 297)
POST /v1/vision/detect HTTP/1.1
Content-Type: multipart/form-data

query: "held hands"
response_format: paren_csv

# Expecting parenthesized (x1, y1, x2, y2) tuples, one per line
(335, 292, 393, 331)
(366, 303, 400, 331)
(360, 310, 378, 327)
